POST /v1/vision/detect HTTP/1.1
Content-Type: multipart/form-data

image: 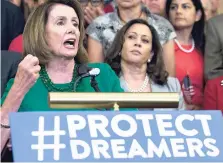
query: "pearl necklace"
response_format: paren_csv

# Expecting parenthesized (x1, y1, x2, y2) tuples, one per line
(174, 39, 195, 53)
(125, 75, 149, 92)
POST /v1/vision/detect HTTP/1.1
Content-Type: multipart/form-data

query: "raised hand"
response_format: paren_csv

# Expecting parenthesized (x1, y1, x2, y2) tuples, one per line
(84, 6, 105, 25)
(13, 54, 41, 94)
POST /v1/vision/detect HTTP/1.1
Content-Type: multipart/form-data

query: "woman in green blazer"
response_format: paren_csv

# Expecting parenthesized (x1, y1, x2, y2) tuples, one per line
(1, 0, 132, 152)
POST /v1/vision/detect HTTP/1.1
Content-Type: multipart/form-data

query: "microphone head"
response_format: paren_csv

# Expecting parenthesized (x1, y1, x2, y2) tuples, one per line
(89, 68, 100, 76)
(78, 64, 91, 75)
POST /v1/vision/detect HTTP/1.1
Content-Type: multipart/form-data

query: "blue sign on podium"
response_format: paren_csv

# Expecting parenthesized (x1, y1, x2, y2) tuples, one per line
(9, 111, 223, 162)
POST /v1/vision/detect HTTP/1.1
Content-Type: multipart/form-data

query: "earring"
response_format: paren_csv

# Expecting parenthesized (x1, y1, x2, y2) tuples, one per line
(148, 51, 154, 63)
(118, 52, 121, 56)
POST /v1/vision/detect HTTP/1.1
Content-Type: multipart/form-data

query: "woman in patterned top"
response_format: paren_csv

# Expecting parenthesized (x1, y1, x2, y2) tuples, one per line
(142, 0, 167, 17)
(86, 0, 177, 76)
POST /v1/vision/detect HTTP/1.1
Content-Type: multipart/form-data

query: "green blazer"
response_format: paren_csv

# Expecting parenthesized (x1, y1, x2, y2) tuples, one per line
(1, 63, 134, 111)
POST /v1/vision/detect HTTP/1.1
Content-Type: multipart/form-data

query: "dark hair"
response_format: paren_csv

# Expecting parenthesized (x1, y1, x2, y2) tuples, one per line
(165, 0, 205, 53)
(105, 19, 168, 85)
(23, 0, 88, 65)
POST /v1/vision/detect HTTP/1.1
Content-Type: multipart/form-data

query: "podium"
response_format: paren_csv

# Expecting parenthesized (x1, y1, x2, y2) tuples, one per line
(48, 92, 180, 110)
(4, 93, 223, 162)
(9, 111, 223, 162)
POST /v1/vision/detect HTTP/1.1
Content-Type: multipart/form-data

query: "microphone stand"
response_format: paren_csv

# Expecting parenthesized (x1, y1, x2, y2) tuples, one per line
(90, 76, 101, 92)
(73, 64, 110, 111)
(90, 76, 110, 111)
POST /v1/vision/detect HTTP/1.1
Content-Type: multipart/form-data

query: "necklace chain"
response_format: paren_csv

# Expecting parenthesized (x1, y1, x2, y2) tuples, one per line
(125, 75, 149, 92)
(174, 39, 195, 53)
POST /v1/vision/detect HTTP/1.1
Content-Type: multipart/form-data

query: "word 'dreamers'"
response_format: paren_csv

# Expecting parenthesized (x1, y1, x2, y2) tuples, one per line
(9, 111, 223, 162)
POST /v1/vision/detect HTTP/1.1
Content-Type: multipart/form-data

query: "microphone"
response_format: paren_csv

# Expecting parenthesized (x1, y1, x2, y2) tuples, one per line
(77, 64, 91, 76)
(90, 69, 101, 92)
(73, 64, 100, 91)
(89, 68, 100, 76)
(83, 67, 100, 78)
(73, 64, 110, 111)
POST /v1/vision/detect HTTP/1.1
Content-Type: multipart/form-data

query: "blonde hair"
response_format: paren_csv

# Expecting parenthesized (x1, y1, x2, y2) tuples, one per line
(23, 0, 88, 65)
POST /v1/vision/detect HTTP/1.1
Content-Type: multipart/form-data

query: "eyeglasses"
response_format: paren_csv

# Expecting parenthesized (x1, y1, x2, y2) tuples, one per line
(79, 0, 102, 7)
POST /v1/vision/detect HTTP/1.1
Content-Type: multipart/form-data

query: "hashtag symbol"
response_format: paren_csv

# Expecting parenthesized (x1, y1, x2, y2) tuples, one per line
(31, 116, 66, 161)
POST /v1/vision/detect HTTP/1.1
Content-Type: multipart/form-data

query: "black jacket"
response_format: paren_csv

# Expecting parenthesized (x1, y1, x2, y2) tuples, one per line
(1, 50, 22, 97)
(1, 0, 25, 50)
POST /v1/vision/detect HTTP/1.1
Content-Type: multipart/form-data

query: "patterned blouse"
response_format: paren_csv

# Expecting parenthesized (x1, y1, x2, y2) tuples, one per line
(86, 5, 176, 57)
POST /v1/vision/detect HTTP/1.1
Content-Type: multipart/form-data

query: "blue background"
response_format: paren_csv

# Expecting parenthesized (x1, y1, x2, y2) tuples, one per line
(9, 110, 223, 162)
